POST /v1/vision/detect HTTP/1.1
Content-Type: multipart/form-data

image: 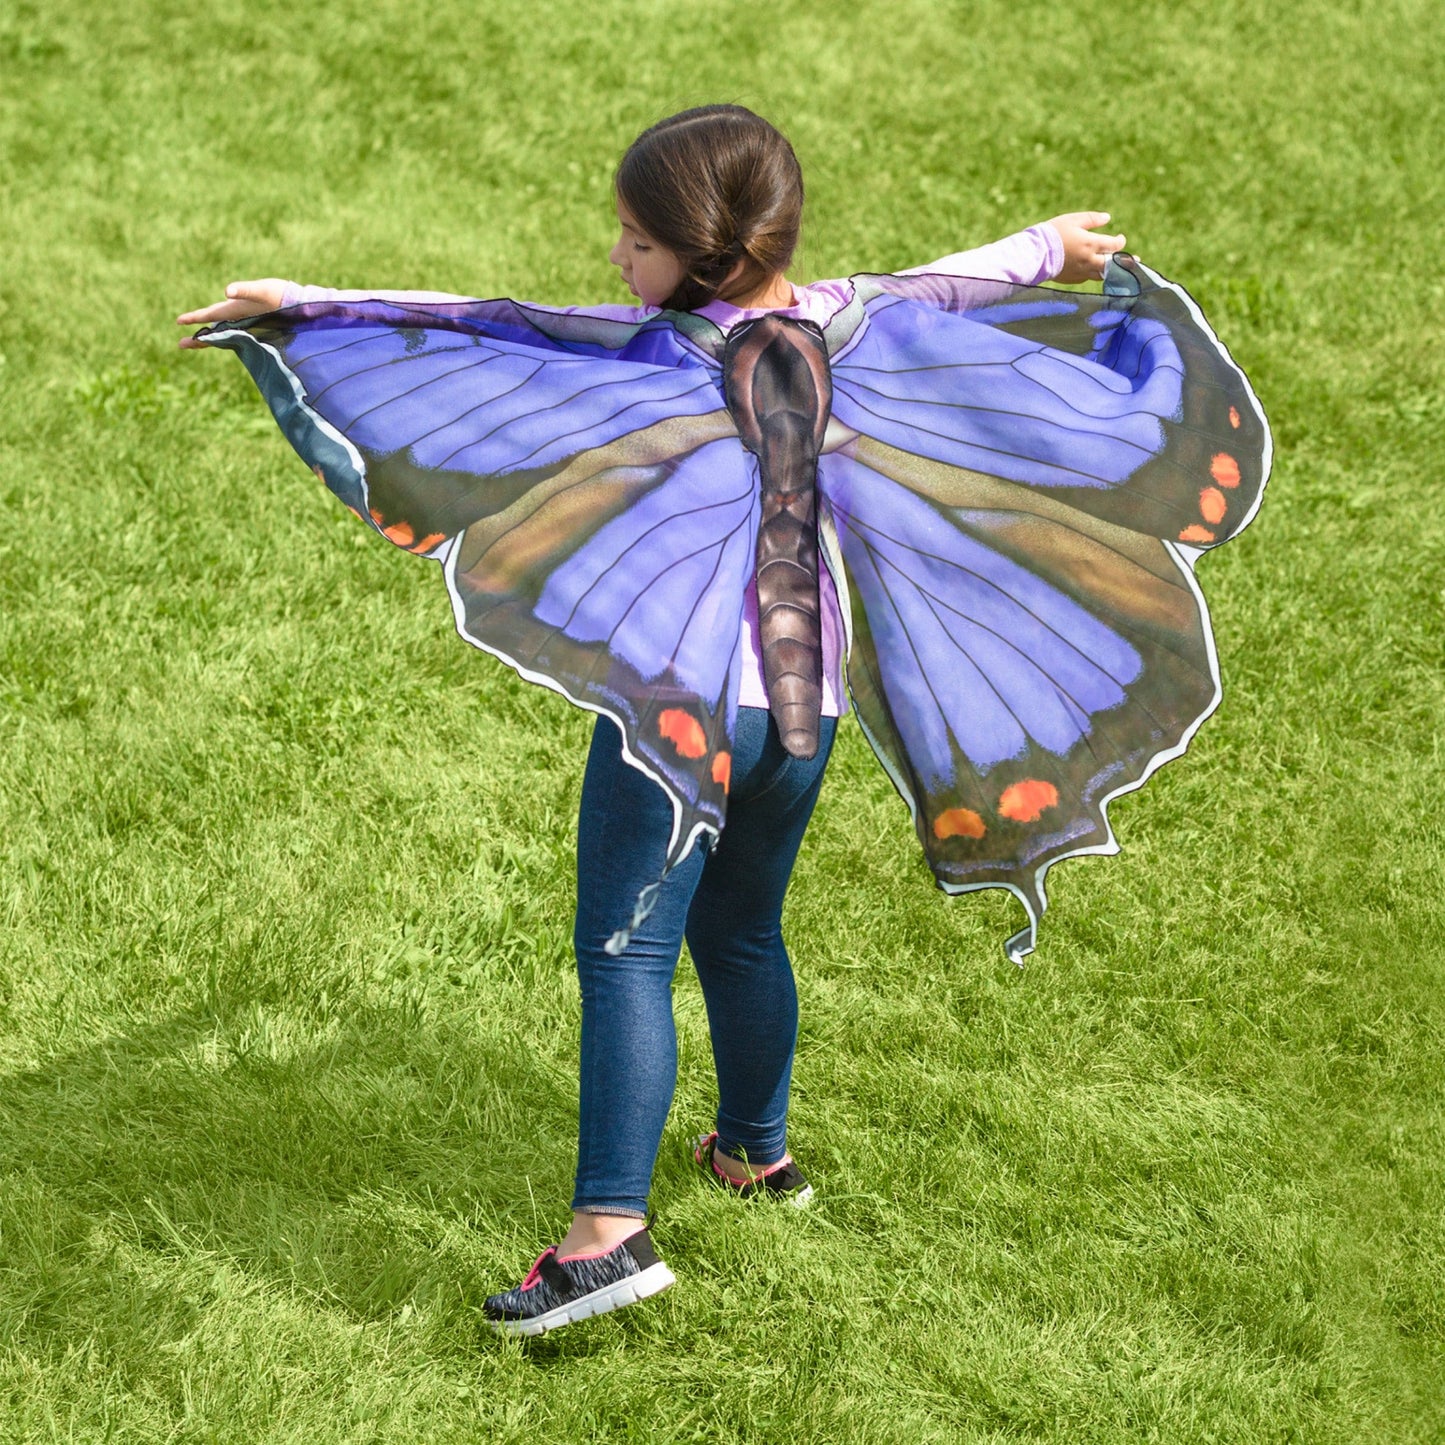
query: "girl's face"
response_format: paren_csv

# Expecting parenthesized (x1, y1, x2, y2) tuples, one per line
(610, 198, 686, 308)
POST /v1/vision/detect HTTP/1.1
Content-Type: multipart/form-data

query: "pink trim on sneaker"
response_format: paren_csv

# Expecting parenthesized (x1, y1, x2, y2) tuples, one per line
(521, 1248, 555, 1291)
(521, 1229, 645, 1286)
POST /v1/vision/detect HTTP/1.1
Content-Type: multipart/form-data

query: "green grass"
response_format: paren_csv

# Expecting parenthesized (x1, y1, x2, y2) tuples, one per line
(2, 0, 1443, 1438)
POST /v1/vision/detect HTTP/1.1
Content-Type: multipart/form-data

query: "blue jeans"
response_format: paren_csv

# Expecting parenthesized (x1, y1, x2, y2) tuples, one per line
(571, 706, 837, 1218)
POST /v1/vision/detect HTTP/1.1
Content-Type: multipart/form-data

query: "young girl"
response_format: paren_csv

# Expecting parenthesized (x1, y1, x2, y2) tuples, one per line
(180, 106, 1266, 1336)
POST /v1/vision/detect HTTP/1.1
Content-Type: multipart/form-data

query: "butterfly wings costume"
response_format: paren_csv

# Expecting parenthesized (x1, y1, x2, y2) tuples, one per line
(198, 256, 1268, 963)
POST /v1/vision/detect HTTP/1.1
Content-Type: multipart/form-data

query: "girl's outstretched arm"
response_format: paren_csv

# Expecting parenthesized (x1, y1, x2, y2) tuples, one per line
(899, 211, 1126, 287)
(177, 278, 481, 347)
(178, 279, 657, 348)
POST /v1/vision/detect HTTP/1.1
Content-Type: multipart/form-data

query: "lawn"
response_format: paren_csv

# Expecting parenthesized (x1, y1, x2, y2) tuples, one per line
(2, 0, 1443, 1439)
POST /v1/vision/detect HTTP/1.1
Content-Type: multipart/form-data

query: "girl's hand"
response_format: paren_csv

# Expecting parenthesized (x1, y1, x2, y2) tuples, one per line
(1046, 213, 1126, 284)
(176, 279, 289, 348)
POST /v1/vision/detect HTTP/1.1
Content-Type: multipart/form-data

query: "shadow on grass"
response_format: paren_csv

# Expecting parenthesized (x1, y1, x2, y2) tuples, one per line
(0, 997, 584, 1349)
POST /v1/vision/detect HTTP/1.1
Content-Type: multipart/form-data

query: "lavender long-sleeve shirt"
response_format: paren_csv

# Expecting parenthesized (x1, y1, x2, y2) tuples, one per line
(281, 223, 1064, 716)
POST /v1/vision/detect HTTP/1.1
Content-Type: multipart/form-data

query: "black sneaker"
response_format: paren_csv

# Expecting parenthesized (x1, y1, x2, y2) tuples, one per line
(692, 1132, 815, 1207)
(483, 1225, 675, 1336)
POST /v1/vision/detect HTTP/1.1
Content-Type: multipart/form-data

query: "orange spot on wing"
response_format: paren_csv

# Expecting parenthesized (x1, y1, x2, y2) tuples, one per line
(1199, 486, 1228, 524)
(1178, 524, 1216, 544)
(659, 709, 707, 760)
(998, 779, 1058, 824)
(1210, 452, 1241, 487)
(933, 807, 986, 841)
(1228, 405, 1241, 429)
(368, 510, 441, 552)
(711, 751, 732, 793)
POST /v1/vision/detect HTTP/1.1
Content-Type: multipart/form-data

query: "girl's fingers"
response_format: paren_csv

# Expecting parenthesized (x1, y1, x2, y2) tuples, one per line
(231, 278, 288, 307)
(1050, 210, 1113, 233)
(176, 302, 233, 324)
(1096, 238, 1126, 276)
(225, 280, 280, 304)
(176, 280, 288, 328)
(176, 298, 261, 324)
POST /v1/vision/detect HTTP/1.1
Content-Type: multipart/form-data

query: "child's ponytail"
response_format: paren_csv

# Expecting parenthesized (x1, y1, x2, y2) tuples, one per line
(616, 105, 804, 311)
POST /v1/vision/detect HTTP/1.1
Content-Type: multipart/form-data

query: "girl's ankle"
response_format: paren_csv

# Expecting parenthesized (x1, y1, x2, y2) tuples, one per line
(711, 1147, 789, 1185)
(559, 1211, 646, 1259)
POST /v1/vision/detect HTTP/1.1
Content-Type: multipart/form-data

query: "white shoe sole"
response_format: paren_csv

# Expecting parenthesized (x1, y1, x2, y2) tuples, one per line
(489, 1261, 676, 1337)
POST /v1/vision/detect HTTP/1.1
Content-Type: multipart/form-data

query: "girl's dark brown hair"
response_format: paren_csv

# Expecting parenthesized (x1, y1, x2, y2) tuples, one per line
(616, 105, 804, 312)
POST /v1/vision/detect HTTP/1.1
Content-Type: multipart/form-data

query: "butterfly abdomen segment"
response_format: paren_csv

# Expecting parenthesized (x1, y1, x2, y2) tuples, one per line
(722, 317, 834, 760)
(756, 408, 823, 761)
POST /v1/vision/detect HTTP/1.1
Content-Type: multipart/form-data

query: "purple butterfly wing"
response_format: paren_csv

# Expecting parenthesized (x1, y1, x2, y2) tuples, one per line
(820, 443, 1217, 961)
(200, 298, 728, 547)
(198, 300, 754, 931)
(827, 257, 1267, 549)
(818, 258, 1269, 960)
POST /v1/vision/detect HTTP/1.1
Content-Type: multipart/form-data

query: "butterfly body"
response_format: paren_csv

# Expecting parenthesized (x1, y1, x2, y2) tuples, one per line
(723, 316, 833, 760)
